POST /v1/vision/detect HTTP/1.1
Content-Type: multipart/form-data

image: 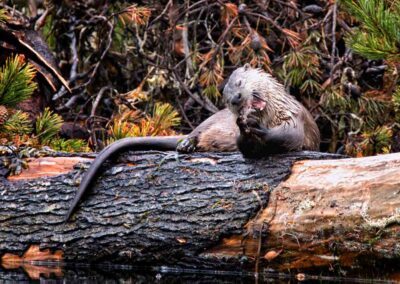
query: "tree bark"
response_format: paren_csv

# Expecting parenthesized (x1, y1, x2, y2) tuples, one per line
(1, 151, 399, 272)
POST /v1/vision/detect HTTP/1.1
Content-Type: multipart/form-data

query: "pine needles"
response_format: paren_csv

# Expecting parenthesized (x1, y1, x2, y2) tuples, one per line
(0, 55, 87, 153)
(341, 0, 400, 61)
(108, 102, 181, 143)
(35, 108, 64, 144)
(2, 111, 32, 136)
(0, 55, 37, 107)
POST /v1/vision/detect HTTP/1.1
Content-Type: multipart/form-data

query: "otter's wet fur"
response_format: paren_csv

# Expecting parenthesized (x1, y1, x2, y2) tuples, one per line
(223, 64, 320, 158)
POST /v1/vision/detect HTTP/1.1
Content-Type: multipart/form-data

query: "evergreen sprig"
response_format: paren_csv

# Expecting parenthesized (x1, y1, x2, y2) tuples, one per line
(341, 0, 400, 61)
(35, 108, 63, 144)
(2, 111, 32, 136)
(152, 102, 181, 131)
(0, 55, 37, 107)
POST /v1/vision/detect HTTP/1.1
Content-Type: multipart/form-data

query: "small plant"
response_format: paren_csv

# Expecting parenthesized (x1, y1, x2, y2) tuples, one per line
(35, 107, 63, 145)
(50, 138, 89, 152)
(2, 111, 33, 136)
(108, 102, 181, 143)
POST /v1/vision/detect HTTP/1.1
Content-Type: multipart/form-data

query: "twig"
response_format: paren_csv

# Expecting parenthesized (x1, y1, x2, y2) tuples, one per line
(89, 19, 114, 84)
(247, 12, 284, 34)
(210, 17, 238, 64)
(176, 96, 195, 130)
(147, 0, 173, 28)
(182, 0, 194, 79)
(90, 86, 112, 117)
(69, 24, 78, 81)
(272, 0, 304, 15)
(330, 2, 337, 82)
(172, 69, 218, 114)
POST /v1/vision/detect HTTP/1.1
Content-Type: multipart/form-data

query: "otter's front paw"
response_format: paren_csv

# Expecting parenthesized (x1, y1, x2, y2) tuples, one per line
(246, 115, 269, 139)
(236, 115, 251, 134)
(176, 137, 197, 153)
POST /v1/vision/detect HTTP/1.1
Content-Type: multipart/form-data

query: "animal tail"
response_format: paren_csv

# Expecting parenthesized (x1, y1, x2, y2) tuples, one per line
(64, 136, 183, 222)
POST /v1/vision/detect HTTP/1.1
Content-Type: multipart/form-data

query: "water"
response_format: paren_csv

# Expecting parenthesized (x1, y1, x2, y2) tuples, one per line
(0, 262, 399, 283)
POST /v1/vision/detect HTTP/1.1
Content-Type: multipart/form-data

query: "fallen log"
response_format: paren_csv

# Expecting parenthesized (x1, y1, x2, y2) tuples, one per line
(1, 151, 399, 273)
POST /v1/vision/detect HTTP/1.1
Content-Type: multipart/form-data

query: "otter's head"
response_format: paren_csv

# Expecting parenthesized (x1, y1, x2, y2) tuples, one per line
(223, 64, 267, 116)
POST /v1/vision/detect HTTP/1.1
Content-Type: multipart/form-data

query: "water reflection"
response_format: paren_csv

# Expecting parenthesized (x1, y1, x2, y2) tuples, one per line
(0, 262, 399, 283)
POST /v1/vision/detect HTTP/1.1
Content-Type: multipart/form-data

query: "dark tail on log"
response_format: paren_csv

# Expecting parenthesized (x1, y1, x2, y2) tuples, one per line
(64, 136, 184, 222)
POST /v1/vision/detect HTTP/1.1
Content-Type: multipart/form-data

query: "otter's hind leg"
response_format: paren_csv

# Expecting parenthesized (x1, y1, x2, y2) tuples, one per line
(177, 108, 239, 153)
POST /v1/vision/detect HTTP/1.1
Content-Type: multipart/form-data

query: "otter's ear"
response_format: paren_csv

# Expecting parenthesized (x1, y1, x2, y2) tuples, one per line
(243, 63, 251, 71)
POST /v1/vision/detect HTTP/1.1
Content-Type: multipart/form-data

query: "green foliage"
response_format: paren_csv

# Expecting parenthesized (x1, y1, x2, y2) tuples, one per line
(2, 111, 32, 136)
(0, 55, 37, 107)
(151, 102, 181, 131)
(35, 108, 63, 144)
(108, 120, 135, 141)
(360, 126, 392, 155)
(323, 89, 349, 111)
(42, 15, 56, 51)
(0, 8, 8, 23)
(341, 0, 400, 61)
(108, 102, 181, 143)
(281, 45, 321, 95)
(50, 138, 88, 152)
(393, 87, 400, 122)
(202, 85, 221, 100)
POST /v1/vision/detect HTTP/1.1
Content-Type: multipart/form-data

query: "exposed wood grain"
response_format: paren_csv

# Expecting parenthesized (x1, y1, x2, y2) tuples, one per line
(8, 157, 92, 181)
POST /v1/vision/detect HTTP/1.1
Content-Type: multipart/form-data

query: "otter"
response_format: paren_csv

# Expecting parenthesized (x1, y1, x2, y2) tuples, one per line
(223, 64, 320, 158)
(64, 108, 239, 221)
(65, 65, 320, 221)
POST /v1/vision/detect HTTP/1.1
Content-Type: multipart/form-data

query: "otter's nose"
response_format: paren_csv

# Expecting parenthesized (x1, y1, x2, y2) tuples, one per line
(230, 93, 242, 106)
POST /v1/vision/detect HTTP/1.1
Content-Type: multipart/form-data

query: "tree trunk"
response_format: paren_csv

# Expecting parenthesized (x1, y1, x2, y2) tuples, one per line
(1, 151, 399, 272)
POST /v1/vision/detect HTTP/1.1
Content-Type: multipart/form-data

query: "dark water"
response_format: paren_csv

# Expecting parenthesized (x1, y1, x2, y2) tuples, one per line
(1, 262, 399, 283)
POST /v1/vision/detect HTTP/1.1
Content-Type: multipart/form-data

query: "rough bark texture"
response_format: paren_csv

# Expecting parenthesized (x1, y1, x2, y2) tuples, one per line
(211, 153, 400, 270)
(0, 151, 338, 267)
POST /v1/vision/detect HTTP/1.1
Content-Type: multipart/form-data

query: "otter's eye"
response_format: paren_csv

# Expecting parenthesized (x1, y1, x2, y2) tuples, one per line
(237, 93, 242, 99)
(236, 80, 242, 87)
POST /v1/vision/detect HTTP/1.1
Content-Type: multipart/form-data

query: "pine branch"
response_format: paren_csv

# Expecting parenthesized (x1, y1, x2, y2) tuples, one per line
(341, 0, 400, 61)
(0, 55, 37, 107)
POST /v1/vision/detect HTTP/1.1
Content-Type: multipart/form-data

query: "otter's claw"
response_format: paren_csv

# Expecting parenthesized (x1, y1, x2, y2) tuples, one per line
(237, 116, 250, 134)
(176, 137, 197, 153)
(245, 114, 270, 139)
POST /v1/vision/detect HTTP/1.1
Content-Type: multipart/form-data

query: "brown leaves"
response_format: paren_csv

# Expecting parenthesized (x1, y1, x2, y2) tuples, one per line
(1, 245, 64, 279)
(282, 28, 302, 48)
(198, 49, 224, 98)
(221, 3, 239, 26)
(119, 5, 152, 26)
(2, 245, 64, 263)
(227, 30, 272, 72)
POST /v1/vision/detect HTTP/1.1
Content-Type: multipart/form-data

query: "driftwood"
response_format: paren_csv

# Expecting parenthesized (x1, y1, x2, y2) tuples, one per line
(1, 151, 400, 273)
